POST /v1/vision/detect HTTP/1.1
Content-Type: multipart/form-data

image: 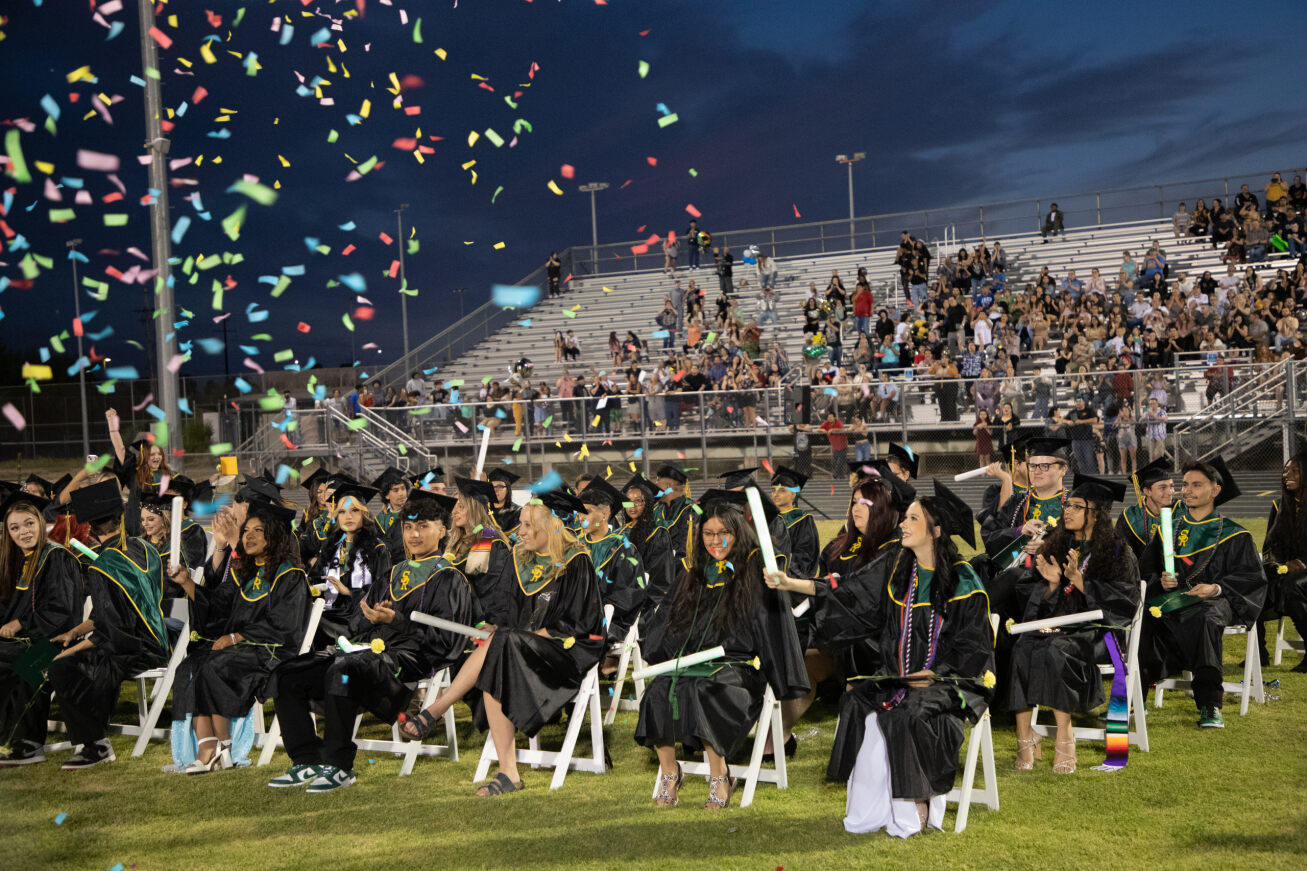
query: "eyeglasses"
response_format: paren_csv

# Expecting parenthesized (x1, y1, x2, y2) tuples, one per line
(1028, 462, 1065, 473)
(1063, 502, 1089, 513)
(702, 531, 732, 543)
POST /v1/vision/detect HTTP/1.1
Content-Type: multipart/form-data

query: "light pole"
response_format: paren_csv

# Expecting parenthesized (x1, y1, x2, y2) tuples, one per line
(835, 152, 866, 250)
(67, 239, 91, 458)
(452, 287, 465, 320)
(395, 203, 410, 362)
(578, 182, 608, 274)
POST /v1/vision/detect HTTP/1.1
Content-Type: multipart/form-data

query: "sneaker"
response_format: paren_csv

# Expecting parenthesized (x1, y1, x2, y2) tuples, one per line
(62, 739, 116, 770)
(0, 740, 47, 767)
(306, 765, 356, 794)
(268, 764, 320, 788)
(1198, 707, 1225, 729)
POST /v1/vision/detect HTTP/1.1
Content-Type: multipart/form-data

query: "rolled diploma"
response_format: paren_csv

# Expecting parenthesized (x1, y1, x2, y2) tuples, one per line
(1160, 507, 1175, 576)
(70, 538, 99, 561)
(632, 645, 726, 681)
(953, 467, 990, 482)
(1009, 609, 1104, 634)
(169, 495, 184, 572)
(745, 487, 778, 572)
(474, 425, 492, 477)
(792, 598, 811, 618)
(410, 611, 493, 640)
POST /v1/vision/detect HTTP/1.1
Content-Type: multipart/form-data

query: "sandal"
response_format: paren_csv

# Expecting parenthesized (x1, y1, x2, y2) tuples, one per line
(475, 771, 523, 796)
(398, 709, 436, 741)
(1014, 736, 1043, 771)
(704, 774, 735, 810)
(654, 763, 683, 808)
(1053, 738, 1076, 774)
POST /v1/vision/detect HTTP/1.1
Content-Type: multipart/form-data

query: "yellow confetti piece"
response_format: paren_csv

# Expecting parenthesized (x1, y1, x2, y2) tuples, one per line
(461, 159, 476, 170)
(200, 41, 216, 64)
(326, 56, 337, 74)
(606, 465, 613, 478)
(435, 48, 447, 60)
(493, 241, 505, 249)
(66, 65, 94, 83)
(602, 286, 613, 293)
(278, 154, 290, 167)
(33, 161, 54, 175)
(359, 99, 371, 119)
(467, 130, 480, 147)
(21, 364, 53, 381)
(388, 72, 401, 94)
(547, 179, 563, 196)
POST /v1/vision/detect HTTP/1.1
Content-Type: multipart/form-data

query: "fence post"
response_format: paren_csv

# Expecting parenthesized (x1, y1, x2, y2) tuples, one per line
(698, 393, 709, 487)
(763, 387, 774, 467)
(1285, 360, 1298, 464)
(640, 396, 650, 478)
(1096, 193, 1102, 225)
(871, 217, 876, 249)
(978, 206, 984, 239)
(1035, 200, 1041, 233)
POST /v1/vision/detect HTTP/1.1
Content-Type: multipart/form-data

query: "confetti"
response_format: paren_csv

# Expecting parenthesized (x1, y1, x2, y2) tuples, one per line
(657, 113, 679, 127)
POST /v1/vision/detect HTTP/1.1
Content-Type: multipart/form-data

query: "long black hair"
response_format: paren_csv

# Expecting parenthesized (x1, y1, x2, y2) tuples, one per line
(231, 506, 302, 581)
(1265, 462, 1306, 565)
(890, 497, 962, 614)
(1038, 499, 1130, 587)
(666, 502, 762, 636)
(822, 476, 899, 571)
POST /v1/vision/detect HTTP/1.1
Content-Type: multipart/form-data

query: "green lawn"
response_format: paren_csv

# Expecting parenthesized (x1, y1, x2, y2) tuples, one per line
(5, 517, 1305, 870)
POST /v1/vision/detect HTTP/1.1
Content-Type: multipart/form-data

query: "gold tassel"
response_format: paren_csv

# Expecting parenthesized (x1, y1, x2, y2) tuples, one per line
(1131, 471, 1143, 509)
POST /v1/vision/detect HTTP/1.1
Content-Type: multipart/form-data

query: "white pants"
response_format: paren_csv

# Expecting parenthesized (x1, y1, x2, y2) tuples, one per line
(844, 712, 944, 837)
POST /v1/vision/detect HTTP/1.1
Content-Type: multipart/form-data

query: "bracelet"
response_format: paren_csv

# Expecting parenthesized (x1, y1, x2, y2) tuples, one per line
(108, 420, 119, 432)
(229, 633, 237, 644)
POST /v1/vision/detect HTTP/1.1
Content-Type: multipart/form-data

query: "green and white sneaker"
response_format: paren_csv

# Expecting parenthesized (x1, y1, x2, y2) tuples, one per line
(1198, 707, 1225, 729)
(268, 764, 320, 788)
(306, 765, 356, 794)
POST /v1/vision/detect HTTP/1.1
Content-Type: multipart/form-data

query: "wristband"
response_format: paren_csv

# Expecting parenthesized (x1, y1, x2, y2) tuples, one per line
(229, 633, 237, 645)
(109, 420, 119, 432)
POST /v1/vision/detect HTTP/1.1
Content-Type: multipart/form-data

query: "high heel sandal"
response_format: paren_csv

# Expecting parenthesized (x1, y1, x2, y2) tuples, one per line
(1014, 736, 1043, 771)
(1053, 738, 1076, 774)
(654, 763, 683, 808)
(183, 737, 230, 775)
(704, 775, 735, 810)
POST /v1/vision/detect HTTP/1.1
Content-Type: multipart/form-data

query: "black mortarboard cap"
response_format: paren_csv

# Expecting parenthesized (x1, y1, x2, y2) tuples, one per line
(191, 480, 214, 506)
(1025, 436, 1071, 462)
(239, 476, 283, 505)
(856, 460, 917, 513)
(698, 486, 778, 522)
(332, 484, 378, 509)
(487, 468, 521, 486)
(770, 465, 809, 490)
(654, 464, 688, 484)
(247, 499, 297, 530)
(1071, 473, 1127, 505)
(1191, 455, 1241, 507)
(537, 489, 586, 520)
(887, 443, 920, 479)
(404, 489, 458, 514)
(140, 493, 175, 512)
(622, 474, 659, 500)
(70, 479, 124, 524)
(301, 468, 332, 490)
(50, 474, 73, 502)
(931, 480, 975, 547)
(24, 474, 53, 496)
(578, 476, 624, 509)
(371, 466, 407, 491)
(456, 476, 497, 505)
(1134, 456, 1172, 490)
(1, 490, 52, 518)
(717, 467, 760, 489)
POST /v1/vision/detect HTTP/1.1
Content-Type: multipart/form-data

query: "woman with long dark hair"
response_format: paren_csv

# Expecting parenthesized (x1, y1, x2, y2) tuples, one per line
(297, 470, 335, 570)
(822, 483, 994, 837)
(170, 501, 309, 773)
(1264, 448, 1307, 671)
(622, 474, 676, 606)
(636, 491, 802, 809)
(307, 485, 391, 647)
(1007, 475, 1139, 774)
(106, 409, 172, 537)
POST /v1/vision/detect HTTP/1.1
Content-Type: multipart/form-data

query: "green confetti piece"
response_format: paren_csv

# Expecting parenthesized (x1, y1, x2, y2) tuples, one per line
(341, 313, 354, 331)
(233, 7, 245, 26)
(481, 374, 493, 385)
(491, 185, 504, 203)
(562, 309, 576, 318)
(209, 442, 234, 454)
(19, 253, 39, 279)
(512, 437, 522, 452)
(153, 422, 169, 446)
(250, 333, 272, 342)
(228, 180, 279, 206)
(413, 17, 423, 42)
(706, 331, 718, 343)
(33, 253, 54, 270)
(146, 66, 161, 80)
(259, 395, 283, 410)
(314, 244, 331, 255)
(406, 407, 431, 416)
(484, 128, 504, 148)
(328, 129, 339, 143)
(103, 213, 129, 227)
(85, 453, 113, 473)
(512, 118, 533, 134)
(638, 60, 649, 78)
(398, 445, 408, 454)
(657, 113, 679, 128)
(197, 254, 221, 270)
(48, 208, 76, 222)
(347, 418, 368, 431)
(357, 155, 379, 175)
(50, 336, 66, 354)
(273, 349, 294, 362)
(406, 238, 419, 254)
(688, 168, 698, 177)
(543, 415, 553, 427)
(182, 255, 195, 275)
(271, 275, 291, 297)
(221, 205, 246, 240)
(4, 129, 31, 183)
(446, 379, 465, 388)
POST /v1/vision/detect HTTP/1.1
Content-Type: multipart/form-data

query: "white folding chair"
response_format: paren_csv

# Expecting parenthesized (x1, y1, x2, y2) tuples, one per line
(603, 620, 646, 726)
(474, 662, 607, 790)
(350, 666, 458, 776)
(651, 682, 788, 809)
(1030, 581, 1150, 752)
(943, 710, 999, 833)
(103, 598, 192, 755)
(1273, 616, 1303, 666)
(254, 599, 327, 762)
(1152, 624, 1265, 716)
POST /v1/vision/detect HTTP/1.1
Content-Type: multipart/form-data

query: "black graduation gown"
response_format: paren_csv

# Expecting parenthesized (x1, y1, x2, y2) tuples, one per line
(811, 541, 895, 676)
(634, 550, 800, 758)
(467, 549, 604, 736)
(826, 549, 994, 800)
(374, 509, 406, 564)
(180, 520, 209, 572)
(1265, 498, 1307, 659)
(270, 555, 476, 725)
(0, 543, 83, 748)
(781, 509, 820, 580)
(586, 532, 648, 644)
(48, 538, 169, 745)
(307, 530, 391, 645)
(173, 555, 310, 718)
(656, 496, 696, 562)
(447, 536, 514, 625)
(298, 510, 332, 567)
(113, 449, 161, 538)
(1006, 542, 1139, 712)
(626, 519, 676, 607)
(493, 503, 521, 535)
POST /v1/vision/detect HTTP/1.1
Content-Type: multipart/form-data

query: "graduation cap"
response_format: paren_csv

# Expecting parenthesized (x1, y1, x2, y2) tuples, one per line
(0, 489, 51, 518)
(654, 464, 688, 484)
(166, 474, 196, 503)
(49, 473, 73, 503)
(24, 474, 53, 497)
(404, 488, 458, 515)
(328, 471, 358, 488)
(1007, 432, 1034, 464)
(1025, 436, 1071, 462)
(191, 480, 214, 507)
(1189, 455, 1241, 507)
(770, 465, 809, 490)
(140, 493, 174, 513)
(247, 499, 297, 530)
(536, 489, 586, 520)
(301, 468, 332, 491)
(717, 467, 760, 490)
(12, 638, 59, 688)
(1070, 473, 1127, 505)
(332, 484, 378, 509)
(697, 487, 779, 522)
(1134, 456, 1172, 490)
(931, 480, 975, 547)
(455, 476, 497, 505)
(859, 459, 918, 513)
(410, 467, 445, 487)
(578, 476, 624, 510)
(487, 469, 521, 487)
(622, 474, 659, 501)
(238, 476, 284, 506)
(370, 466, 408, 492)
(70, 479, 124, 524)
(886, 444, 920, 479)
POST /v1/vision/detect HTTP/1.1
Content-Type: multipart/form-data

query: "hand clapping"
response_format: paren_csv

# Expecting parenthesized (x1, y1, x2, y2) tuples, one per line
(360, 598, 396, 625)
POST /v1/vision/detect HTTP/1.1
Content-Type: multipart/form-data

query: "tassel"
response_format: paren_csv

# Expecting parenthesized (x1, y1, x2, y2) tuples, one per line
(1131, 471, 1144, 510)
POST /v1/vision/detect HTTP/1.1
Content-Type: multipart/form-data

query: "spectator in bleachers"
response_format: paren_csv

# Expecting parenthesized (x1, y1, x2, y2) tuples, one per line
(1265, 172, 1288, 218)
(685, 219, 705, 270)
(973, 409, 993, 466)
(1211, 205, 1237, 250)
(1172, 202, 1191, 238)
(1235, 183, 1260, 216)
(663, 232, 679, 274)
(756, 251, 778, 290)
(546, 251, 562, 297)
(851, 278, 873, 339)
(714, 246, 733, 296)
(1041, 202, 1064, 241)
(756, 286, 779, 327)
(656, 299, 678, 350)
(562, 330, 581, 361)
(1188, 199, 1211, 237)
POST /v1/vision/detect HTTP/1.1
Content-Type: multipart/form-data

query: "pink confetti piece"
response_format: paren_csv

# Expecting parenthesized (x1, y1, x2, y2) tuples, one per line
(77, 149, 121, 172)
(685, 204, 701, 218)
(454, 420, 468, 433)
(378, 232, 393, 245)
(560, 163, 575, 179)
(166, 354, 185, 373)
(132, 394, 155, 411)
(2, 403, 25, 431)
(243, 357, 265, 374)
(148, 26, 172, 49)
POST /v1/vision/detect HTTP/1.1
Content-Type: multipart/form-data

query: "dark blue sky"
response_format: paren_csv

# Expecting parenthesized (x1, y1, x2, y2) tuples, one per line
(2, 0, 1304, 379)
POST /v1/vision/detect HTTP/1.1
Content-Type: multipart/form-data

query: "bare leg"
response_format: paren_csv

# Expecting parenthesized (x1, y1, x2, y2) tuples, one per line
(655, 744, 679, 776)
(776, 649, 832, 750)
(213, 715, 231, 742)
(703, 745, 728, 778)
(193, 715, 215, 762)
(402, 639, 490, 736)
(1053, 708, 1073, 742)
(477, 692, 520, 788)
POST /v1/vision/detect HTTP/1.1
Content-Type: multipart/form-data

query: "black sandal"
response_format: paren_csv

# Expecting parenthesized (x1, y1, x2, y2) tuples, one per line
(398, 709, 436, 740)
(475, 771, 523, 796)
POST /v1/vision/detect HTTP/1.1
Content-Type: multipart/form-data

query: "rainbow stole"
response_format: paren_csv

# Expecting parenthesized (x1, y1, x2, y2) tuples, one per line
(1093, 632, 1129, 771)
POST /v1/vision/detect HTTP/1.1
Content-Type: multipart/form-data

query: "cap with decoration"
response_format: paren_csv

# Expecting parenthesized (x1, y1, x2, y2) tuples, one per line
(70, 479, 124, 524)
(455, 476, 497, 505)
(886, 443, 920, 479)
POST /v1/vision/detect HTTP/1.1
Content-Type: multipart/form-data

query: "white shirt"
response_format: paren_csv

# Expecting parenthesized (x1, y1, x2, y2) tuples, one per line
(973, 318, 992, 347)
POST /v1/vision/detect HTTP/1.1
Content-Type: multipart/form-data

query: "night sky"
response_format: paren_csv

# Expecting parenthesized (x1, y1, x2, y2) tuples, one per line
(2, 0, 1305, 382)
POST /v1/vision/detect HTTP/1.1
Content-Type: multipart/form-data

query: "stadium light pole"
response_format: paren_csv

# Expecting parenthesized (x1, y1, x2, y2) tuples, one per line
(137, 0, 180, 450)
(67, 239, 91, 458)
(835, 152, 866, 250)
(579, 182, 609, 273)
(452, 287, 465, 319)
(396, 203, 410, 362)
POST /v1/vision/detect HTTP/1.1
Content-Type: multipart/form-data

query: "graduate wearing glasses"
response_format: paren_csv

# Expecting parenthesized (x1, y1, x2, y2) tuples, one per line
(622, 475, 677, 607)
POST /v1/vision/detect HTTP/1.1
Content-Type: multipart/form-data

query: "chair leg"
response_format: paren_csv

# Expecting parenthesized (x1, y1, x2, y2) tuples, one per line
(952, 716, 984, 834)
(550, 676, 595, 790)
(604, 638, 634, 726)
(739, 687, 776, 808)
(1273, 617, 1287, 667)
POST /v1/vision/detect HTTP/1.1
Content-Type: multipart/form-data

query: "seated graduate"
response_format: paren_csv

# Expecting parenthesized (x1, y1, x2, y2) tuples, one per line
(46, 473, 92, 549)
(1116, 456, 1177, 560)
(977, 434, 1030, 534)
(1008, 474, 1140, 774)
(170, 499, 310, 773)
(576, 476, 647, 667)
(822, 482, 994, 838)
(267, 490, 475, 793)
(717, 468, 792, 572)
(652, 464, 695, 563)
(296, 469, 335, 569)
(1264, 447, 1307, 671)
(772, 466, 819, 580)
(163, 475, 212, 571)
(884, 443, 920, 483)
(0, 491, 82, 767)
(487, 468, 522, 534)
(44, 481, 170, 770)
(370, 466, 410, 563)
(1139, 457, 1267, 730)
(307, 484, 391, 647)
(636, 489, 806, 810)
(139, 494, 187, 602)
(621, 474, 677, 606)
(444, 476, 513, 623)
(400, 492, 604, 796)
(769, 468, 914, 756)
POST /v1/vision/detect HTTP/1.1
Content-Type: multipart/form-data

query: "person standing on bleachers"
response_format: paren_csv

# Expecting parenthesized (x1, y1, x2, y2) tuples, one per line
(1041, 203, 1064, 242)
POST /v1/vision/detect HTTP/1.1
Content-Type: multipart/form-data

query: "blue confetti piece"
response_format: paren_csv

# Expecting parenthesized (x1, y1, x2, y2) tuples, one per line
(337, 220, 356, 231)
(279, 24, 294, 46)
(491, 284, 541, 308)
(106, 20, 125, 40)
(233, 377, 252, 394)
(206, 128, 232, 139)
(341, 674, 349, 684)
(198, 338, 225, 354)
(338, 273, 366, 292)
(178, 399, 192, 415)
(282, 264, 306, 276)
(40, 94, 61, 121)
(656, 102, 670, 115)
(368, 758, 376, 764)
(303, 236, 320, 252)
(146, 404, 167, 421)
(105, 366, 140, 380)
(650, 330, 669, 338)
(308, 26, 330, 45)
(54, 812, 67, 825)
(527, 470, 564, 494)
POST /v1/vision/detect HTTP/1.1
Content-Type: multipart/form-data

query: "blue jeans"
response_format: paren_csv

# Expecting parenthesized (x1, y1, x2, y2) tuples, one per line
(854, 315, 871, 336)
(689, 246, 700, 268)
(758, 310, 778, 326)
(854, 441, 871, 463)
(666, 398, 682, 429)
(909, 282, 927, 309)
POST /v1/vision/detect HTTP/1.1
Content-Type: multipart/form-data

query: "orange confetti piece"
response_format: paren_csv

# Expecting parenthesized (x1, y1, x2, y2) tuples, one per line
(646, 156, 657, 166)
(379, 232, 393, 245)
(342, 243, 356, 256)
(192, 86, 209, 104)
(560, 164, 575, 179)
(685, 204, 701, 218)
(630, 244, 649, 255)
(297, 322, 311, 333)
(148, 26, 172, 49)
(793, 203, 801, 218)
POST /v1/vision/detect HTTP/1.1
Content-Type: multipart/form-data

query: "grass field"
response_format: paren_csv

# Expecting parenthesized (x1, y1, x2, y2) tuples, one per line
(5, 519, 1306, 871)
